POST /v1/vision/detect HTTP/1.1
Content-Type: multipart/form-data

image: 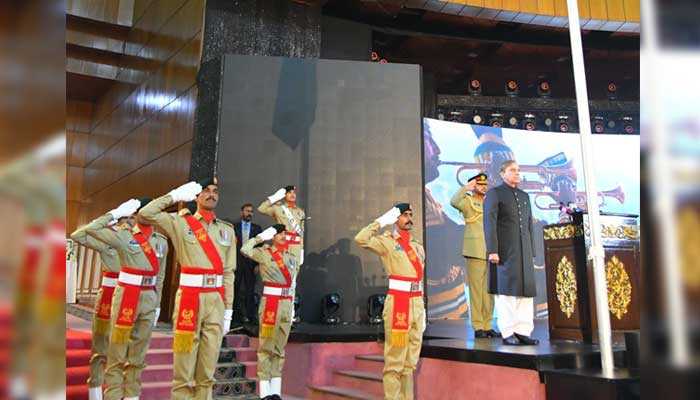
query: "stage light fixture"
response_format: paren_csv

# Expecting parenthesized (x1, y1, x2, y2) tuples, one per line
(322, 293, 341, 324)
(293, 294, 301, 325)
(468, 79, 482, 96)
(607, 82, 618, 100)
(523, 113, 536, 131)
(544, 117, 553, 128)
(437, 112, 445, 120)
(557, 115, 570, 132)
(505, 80, 519, 97)
(622, 116, 635, 134)
(592, 116, 605, 133)
(607, 119, 616, 129)
(472, 111, 484, 125)
(379, 58, 388, 64)
(508, 115, 519, 127)
(537, 81, 551, 98)
(367, 294, 386, 325)
(371, 51, 379, 62)
(489, 113, 504, 128)
(449, 110, 463, 123)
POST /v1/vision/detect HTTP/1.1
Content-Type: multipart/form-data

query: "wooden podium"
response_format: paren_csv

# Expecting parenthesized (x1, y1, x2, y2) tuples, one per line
(543, 212, 640, 342)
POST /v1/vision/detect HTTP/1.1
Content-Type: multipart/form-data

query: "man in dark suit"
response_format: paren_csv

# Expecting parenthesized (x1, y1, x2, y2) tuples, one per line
(233, 203, 262, 323)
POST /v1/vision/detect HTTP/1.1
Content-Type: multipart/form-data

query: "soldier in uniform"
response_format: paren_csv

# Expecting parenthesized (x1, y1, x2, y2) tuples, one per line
(483, 160, 539, 346)
(240, 224, 296, 400)
(70, 219, 123, 400)
(258, 185, 305, 266)
(355, 203, 426, 400)
(139, 178, 236, 400)
(83, 197, 169, 400)
(450, 173, 499, 339)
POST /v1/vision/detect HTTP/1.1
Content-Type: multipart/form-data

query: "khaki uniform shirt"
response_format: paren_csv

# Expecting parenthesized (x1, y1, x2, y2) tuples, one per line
(139, 195, 237, 308)
(241, 237, 298, 286)
(354, 221, 425, 279)
(70, 223, 121, 273)
(450, 187, 487, 259)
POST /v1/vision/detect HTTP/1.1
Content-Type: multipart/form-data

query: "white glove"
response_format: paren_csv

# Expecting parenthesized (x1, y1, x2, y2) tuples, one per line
(291, 306, 295, 323)
(222, 309, 233, 331)
(268, 188, 286, 204)
(375, 207, 401, 228)
(153, 308, 160, 328)
(108, 199, 141, 220)
(168, 181, 202, 203)
(258, 227, 277, 242)
(422, 312, 427, 333)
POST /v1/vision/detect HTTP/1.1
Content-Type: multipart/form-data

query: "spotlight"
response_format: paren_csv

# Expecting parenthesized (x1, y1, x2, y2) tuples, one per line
(537, 81, 551, 98)
(622, 116, 635, 134)
(472, 111, 484, 125)
(379, 58, 388, 64)
(489, 113, 504, 128)
(449, 110, 463, 123)
(468, 79, 482, 96)
(367, 294, 386, 325)
(293, 294, 301, 325)
(544, 116, 554, 129)
(507, 114, 519, 128)
(592, 116, 605, 133)
(607, 119, 616, 129)
(557, 115, 570, 132)
(322, 293, 341, 324)
(371, 51, 379, 62)
(437, 112, 446, 121)
(505, 80, 519, 97)
(607, 82, 618, 100)
(523, 113, 536, 131)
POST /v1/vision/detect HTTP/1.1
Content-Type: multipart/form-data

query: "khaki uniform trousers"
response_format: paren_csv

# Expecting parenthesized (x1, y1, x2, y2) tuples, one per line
(465, 257, 494, 331)
(88, 287, 112, 387)
(171, 290, 225, 400)
(104, 286, 157, 399)
(382, 294, 425, 400)
(257, 297, 293, 381)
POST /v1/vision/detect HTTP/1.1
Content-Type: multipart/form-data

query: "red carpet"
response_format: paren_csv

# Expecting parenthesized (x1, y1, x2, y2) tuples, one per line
(66, 329, 93, 400)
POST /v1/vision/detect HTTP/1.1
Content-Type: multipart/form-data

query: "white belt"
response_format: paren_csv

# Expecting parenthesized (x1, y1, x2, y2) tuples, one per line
(101, 276, 117, 287)
(389, 279, 422, 293)
(180, 273, 223, 288)
(118, 271, 156, 287)
(263, 286, 293, 297)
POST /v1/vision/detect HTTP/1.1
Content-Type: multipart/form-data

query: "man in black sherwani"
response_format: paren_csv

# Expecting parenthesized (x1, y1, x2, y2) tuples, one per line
(483, 160, 539, 346)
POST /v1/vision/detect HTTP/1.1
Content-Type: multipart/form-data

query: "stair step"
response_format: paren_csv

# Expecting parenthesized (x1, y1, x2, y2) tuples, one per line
(354, 354, 384, 375)
(215, 362, 247, 380)
(141, 381, 172, 399)
(66, 384, 89, 400)
(333, 370, 383, 396)
(223, 334, 250, 348)
(66, 365, 90, 385)
(142, 363, 174, 381)
(66, 336, 93, 350)
(146, 348, 175, 364)
(213, 377, 257, 397)
(240, 361, 258, 379)
(309, 385, 382, 400)
(66, 349, 92, 367)
(225, 347, 257, 362)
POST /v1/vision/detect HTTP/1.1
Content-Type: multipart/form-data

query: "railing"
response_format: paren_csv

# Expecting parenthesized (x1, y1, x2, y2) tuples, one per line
(70, 240, 104, 306)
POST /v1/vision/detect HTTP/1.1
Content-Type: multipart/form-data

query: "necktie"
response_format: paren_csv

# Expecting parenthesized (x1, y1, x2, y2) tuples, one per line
(243, 223, 249, 242)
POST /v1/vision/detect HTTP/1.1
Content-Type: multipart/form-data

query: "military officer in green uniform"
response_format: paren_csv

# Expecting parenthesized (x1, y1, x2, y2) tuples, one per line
(450, 173, 499, 338)
(241, 224, 297, 399)
(70, 219, 123, 400)
(258, 185, 305, 266)
(83, 198, 169, 400)
(139, 178, 236, 400)
(355, 203, 426, 400)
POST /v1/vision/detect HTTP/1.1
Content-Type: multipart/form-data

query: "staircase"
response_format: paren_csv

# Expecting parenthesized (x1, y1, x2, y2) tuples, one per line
(213, 333, 258, 399)
(309, 354, 384, 400)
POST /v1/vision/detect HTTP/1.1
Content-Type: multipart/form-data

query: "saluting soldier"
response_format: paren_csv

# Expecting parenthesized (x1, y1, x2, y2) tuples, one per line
(450, 172, 499, 339)
(139, 178, 236, 400)
(258, 185, 305, 266)
(70, 218, 123, 400)
(83, 197, 168, 400)
(241, 224, 296, 400)
(355, 203, 426, 400)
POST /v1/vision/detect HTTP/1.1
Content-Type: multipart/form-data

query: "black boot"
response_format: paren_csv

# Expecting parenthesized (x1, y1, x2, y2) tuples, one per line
(514, 333, 539, 345)
(486, 329, 501, 338)
(474, 330, 489, 338)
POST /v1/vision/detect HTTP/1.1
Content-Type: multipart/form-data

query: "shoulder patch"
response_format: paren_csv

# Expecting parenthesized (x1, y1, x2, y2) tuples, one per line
(218, 219, 233, 228)
(178, 208, 191, 216)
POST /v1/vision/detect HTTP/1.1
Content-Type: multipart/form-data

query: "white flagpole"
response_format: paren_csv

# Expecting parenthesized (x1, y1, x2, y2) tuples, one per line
(565, 0, 614, 375)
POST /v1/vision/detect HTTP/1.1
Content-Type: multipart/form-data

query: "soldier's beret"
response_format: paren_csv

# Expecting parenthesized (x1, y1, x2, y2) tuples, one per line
(394, 203, 412, 214)
(137, 197, 152, 212)
(468, 173, 488, 185)
(197, 176, 218, 189)
(285, 185, 296, 193)
(272, 224, 286, 234)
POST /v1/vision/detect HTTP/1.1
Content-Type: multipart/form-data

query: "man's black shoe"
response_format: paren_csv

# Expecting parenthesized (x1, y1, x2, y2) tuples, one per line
(514, 333, 540, 345)
(502, 335, 521, 345)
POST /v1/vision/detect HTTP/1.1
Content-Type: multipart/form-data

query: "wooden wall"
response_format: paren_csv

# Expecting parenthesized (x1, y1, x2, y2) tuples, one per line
(68, 0, 206, 233)
(446, 0, 640, 22)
